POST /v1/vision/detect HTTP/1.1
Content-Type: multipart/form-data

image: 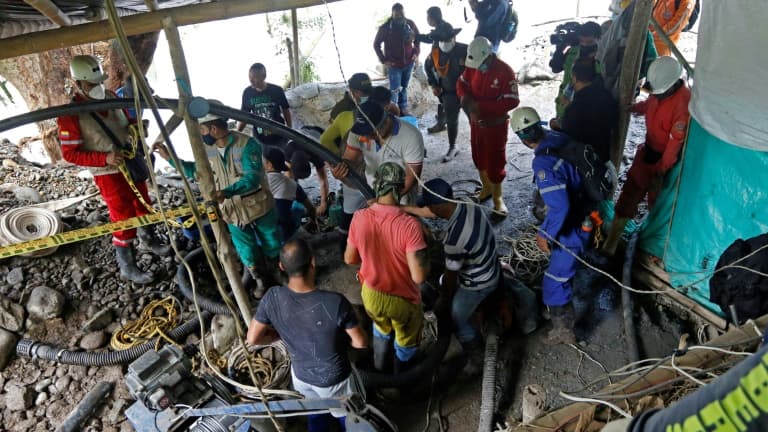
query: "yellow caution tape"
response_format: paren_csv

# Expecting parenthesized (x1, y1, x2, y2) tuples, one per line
(0, 204, 205, 259)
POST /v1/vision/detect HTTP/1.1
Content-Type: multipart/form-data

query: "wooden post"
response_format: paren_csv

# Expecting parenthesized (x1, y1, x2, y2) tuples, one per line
(291, 8, 301, 87)
(612, 0, 653, 170)
(162, 17, 254, 326)
(286, 38, 296, 88)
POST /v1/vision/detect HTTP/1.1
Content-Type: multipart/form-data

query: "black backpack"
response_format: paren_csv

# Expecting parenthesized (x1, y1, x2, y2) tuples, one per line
(543, 139, 616, 203)
(501, 1, 519, 43)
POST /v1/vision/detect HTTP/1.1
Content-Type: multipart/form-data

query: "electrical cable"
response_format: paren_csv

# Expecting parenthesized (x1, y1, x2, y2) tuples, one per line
(557, 391, 633, 419)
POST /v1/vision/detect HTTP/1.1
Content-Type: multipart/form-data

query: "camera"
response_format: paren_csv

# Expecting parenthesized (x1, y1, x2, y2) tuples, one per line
(550, 21, 581, 46)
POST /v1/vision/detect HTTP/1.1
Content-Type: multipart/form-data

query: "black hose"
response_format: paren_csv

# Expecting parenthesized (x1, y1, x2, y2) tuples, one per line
(176, 246, 233, 316)
(622, 229, 640, 362)
(0, 98, 374, 199)
(15, 312, 210, 366)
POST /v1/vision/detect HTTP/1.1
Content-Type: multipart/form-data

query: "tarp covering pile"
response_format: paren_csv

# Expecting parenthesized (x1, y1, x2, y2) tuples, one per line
(638, 0, 768, 314)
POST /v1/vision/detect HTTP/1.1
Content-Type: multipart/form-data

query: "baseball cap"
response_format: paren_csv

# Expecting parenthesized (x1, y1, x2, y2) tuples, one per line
(417, 178, 454, 207)
(290, 150, 312, 180)
(348, 73, 373, 94)
(351, 100, 386, 136)
(263, 147, 288, 172)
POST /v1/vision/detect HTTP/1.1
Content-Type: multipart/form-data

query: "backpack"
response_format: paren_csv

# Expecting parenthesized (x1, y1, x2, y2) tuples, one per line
(501, 1, 519, 43)
(676, 0, 701, 32)
(543, 139, 616, 203)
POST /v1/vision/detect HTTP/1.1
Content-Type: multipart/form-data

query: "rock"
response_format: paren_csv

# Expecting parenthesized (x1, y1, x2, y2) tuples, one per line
(82, 309, 112, 332)
(26, 286, 65, 320)
(79, 331, 107, 350)
(291, 82, 320, 100)
(285, 91, 304, 109)
(0, 299, 25, 332)
(13, 187, 42, 203)
(53, 375, 71, 394)
(86, 210, 105, 224)
(2, 159, 19, 169)
(6, 267, 23, 285)
(210, 314, 237, 352)
(34, 392, 48, 406)
(0, 328, 17, 370)
(34, 378, 52, 392)
(4, 384, 33, 411)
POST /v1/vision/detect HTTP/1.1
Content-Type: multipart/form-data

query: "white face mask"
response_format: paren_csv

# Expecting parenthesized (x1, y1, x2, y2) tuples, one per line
(439, 41, 456, 53)
(87, 84, 106, 100)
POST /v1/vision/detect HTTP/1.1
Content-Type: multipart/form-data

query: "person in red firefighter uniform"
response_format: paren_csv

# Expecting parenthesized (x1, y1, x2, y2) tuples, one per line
(603, 56, 691, 255)
(57, 55, 170, 284)
(456, 36, 520, 217)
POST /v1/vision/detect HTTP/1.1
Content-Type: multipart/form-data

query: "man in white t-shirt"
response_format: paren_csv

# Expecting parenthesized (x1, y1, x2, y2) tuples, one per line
(330, 100, 424, 205)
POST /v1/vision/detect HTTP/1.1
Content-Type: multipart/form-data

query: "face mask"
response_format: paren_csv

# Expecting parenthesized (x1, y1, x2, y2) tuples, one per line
(439, 41, 455, 53)
(478, 63, 490, 73)
(359, 96, 369, 104)
(579, 44, 597, 57)
(87, 84, 105, 100)
(202, 134, 217, 146)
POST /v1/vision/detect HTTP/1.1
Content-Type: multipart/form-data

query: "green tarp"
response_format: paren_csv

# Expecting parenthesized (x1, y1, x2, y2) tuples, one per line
(638, 119, 768, 314)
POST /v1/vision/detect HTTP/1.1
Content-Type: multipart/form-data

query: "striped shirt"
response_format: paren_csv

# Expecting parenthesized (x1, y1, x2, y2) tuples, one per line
(443, 203, 500, 291)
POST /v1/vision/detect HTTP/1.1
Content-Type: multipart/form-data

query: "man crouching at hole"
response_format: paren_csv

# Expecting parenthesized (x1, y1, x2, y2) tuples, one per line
(247, 238, 368, 431)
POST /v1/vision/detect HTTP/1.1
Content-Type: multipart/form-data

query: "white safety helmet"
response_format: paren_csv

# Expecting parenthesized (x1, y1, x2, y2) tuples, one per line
(197, 99, 224, 124)
(465, 37, 493, 69)
(647, 56, 683, 95)
(510, 107, 541, 134)
(69, 55, 108, 84)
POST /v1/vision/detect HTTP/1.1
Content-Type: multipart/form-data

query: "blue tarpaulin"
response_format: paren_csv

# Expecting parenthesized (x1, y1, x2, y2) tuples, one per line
(638, 119, 768, 314)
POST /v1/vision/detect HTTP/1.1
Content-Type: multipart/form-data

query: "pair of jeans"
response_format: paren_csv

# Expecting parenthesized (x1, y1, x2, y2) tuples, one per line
(452, 283, 498, 344)
(387, 62, 415, 112)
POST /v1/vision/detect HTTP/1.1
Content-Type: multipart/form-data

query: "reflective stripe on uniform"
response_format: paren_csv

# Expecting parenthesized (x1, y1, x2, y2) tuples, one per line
(540, 184, 567, 194)
(544, 271, 570, 283)
(553, 159, 564, 172)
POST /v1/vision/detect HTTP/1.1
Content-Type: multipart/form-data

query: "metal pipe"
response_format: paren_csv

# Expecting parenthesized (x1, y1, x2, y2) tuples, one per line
(24, 0, 72, 27)
(56, 381, 114, 432)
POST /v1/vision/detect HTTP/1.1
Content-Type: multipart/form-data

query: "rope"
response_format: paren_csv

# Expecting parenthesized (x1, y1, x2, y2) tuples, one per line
(227, 341, 292, 398)
(0, 207, 62, 257)
(110, 297, 181, 350)
(500, 227, 549, 284)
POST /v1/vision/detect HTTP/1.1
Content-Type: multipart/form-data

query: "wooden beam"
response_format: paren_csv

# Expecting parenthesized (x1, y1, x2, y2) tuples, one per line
(24, 0, 72, 27)
(0, 0, 346, 61)
(291, 8, 300, 87)
(611, 0, 653, 169)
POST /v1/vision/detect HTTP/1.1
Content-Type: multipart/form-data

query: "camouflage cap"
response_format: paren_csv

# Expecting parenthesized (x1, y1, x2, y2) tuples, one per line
(373, 162, 405, 199)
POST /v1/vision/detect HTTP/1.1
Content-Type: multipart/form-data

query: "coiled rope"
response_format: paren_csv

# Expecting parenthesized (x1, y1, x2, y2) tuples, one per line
(110, 297, 181, 350)
(501, 227, 550, 284)
(227, 341, 293, 399)
(0, 207, 62, 257)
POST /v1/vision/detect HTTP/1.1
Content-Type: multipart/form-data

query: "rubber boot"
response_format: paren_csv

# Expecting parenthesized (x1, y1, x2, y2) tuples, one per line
(137, 226, 172, 256)
(244, 266, 267, 299)
(115, 245, 154, 285)
(602, 217, 629, 256)
(543, 304, 577, 346)
(475, 171, 492, 202)
(491, 183, 508, 217)
(459, 339, 485, 377)
(442, 144, 459, 163)
(372, 335, 394, 372)
(428, 122, 447, 134)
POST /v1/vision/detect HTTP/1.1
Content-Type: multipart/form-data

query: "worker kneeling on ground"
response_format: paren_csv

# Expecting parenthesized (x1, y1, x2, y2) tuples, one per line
(153, 101, 282, 297)
(405, 178, 500, 373)
(345, 162, 428, 373)
(247, 238, 368, 432)
(511, 107, 592, 345)
(603, 56, 691, 255)
(58, 55, 171, 285)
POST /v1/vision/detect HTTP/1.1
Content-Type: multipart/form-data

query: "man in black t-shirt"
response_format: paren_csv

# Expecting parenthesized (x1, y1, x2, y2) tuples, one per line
(247, 238, 368, 432)
(237, 62, 292, 147)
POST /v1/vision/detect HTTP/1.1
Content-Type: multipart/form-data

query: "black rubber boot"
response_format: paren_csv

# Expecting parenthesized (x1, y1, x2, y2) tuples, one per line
(460, 339, 485, 377)
(115, 245, 154, 285)
(372, 335, 393, 372)
(244, 266, 267, 299)
(544, 304, 577, 346)
(137, 226, 172, 256)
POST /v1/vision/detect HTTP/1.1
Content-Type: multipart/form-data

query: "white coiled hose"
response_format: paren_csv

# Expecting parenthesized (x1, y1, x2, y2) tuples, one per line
(0, 207, 62, 257)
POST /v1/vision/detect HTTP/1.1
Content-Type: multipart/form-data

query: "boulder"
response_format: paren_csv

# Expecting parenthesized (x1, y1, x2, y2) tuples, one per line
(4, 384, 33, 411)
(0, 299, 25, 332)
(26, 286, 65, 321)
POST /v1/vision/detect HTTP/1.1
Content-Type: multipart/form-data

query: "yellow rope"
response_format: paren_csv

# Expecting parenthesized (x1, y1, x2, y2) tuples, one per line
(110, 297, 181, 350)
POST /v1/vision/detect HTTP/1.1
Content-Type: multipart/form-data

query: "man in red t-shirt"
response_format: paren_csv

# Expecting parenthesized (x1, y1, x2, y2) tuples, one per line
(344, 162, 428, 373)
(604, 56, 691, 255)
(457, 36, 520, 217)
(57, 55, 169, 284)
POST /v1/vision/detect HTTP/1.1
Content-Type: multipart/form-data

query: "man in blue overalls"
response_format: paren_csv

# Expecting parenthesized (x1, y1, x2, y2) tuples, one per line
(511, 106, 590, 345)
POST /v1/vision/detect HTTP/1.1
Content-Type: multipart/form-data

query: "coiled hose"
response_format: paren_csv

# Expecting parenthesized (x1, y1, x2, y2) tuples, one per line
(0, 207, 62, 257)
(16, 312, 210, 366)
